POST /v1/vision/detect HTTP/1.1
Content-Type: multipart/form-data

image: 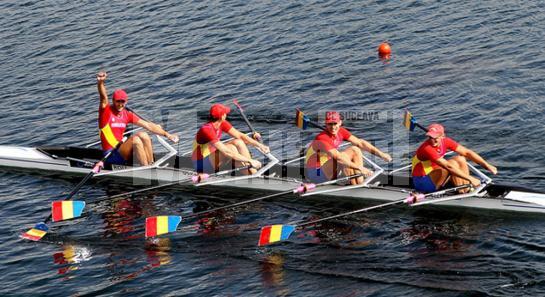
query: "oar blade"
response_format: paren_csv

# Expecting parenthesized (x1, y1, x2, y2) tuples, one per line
(295, 109, 309, 130)
(51, 201, 86, 222)
(145, 216, 182, 238)
(20, 222, 49, 241)
(258, 224, 296, 246)
(403, 110, 416, 131)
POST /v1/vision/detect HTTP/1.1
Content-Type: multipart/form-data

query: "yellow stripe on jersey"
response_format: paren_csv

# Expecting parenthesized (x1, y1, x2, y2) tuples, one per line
(100, 124, 120, 148)
(411, 155, 434, 175)
(305, 146, 330, 167)
(192, 140, 213, 159)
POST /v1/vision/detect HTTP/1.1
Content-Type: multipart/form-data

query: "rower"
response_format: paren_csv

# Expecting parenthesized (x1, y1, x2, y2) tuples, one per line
(96, 72, 179, 166)
(192, 103, 270, 175)
(305, 111, 392, 185)
(411, 123, 497, 193)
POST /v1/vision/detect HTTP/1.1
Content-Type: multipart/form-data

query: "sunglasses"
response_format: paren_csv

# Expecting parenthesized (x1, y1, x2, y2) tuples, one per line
(115, 100, 127, 104)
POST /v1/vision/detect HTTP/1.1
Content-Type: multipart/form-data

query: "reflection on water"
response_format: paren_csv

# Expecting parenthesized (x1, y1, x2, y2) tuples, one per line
(53, 244, 92, 275)
(195, 213, 236, 235)
(260, 252, 285, 286)
(145, 237, 173, 268)
(101, 197, 143, 237)
(105, 237, 173, 283)
(293, 219, 356, 246)
(260, 252, 291, 296)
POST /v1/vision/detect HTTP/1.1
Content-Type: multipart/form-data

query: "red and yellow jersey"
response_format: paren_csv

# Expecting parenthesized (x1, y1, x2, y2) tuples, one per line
(191, 121, 233, 161)
(411, 137, 459, 177)
(98, 105, 139, 151)
(305, 127, 352, 169)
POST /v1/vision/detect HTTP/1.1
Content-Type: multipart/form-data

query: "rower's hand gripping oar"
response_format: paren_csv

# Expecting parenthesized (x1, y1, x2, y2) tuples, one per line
(20, 137, 128, 241)
(144, 172, 370, 238)
(257, 184, 473, 246)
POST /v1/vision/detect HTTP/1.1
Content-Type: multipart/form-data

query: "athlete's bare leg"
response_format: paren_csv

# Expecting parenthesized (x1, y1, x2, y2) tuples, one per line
(135, 131, 154, 164)
(341, 146, 364, 185)
(219, 139, 256, 175)
(429, 168, 450, 189)
(449, 155, 471, 192)
(429, 156, 471, 193)
(118, 135, 149, 166)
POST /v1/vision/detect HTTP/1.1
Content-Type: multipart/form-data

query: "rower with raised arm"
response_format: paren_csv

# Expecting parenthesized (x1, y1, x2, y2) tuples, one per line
(96, 72, 179, 166)
(411, 123, 497, 193)
(305, 111, 392, 185)
(192, 103, 270, 175)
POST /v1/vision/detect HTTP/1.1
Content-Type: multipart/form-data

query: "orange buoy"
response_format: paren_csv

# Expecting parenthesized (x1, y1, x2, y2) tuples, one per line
(378, 42, 391, 58)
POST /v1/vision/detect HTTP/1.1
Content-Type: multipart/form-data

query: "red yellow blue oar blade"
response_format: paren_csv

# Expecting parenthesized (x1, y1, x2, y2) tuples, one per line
(295, 109, 309, 130)
(145, 216, 182, 238)
(258, 225, 296, 246)
(403, 110, 416, 131)
(51, 201, 86, 222)
(20, 222, 49, 241)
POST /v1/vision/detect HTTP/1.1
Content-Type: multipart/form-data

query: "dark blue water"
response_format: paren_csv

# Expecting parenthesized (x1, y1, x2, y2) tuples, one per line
(1, 0, 545, 296)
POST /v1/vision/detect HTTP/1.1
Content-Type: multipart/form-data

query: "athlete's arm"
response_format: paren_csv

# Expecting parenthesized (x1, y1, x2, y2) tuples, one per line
(97, 72, 108, 109)
(347, 135, 392, 162)
(135, 119, 179, 143)
(227, 127, 270, 154)
(435, 157, 481, 187)
(454, 144, 497, 175)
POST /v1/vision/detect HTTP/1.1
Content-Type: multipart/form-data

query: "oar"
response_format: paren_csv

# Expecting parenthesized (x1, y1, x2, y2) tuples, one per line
(144, 172, 369, 238)
(28, 166, 254, 241)
(20, 137, 128, 241)
(233, 99, 261, 142)
(91, 165, 253, 204)
(40, 166, 255, 239)
(233, 99, 279, 163)
(402, 109, 427, 132)
(295, 108, 326, 130)
(257, 184, 471, 246)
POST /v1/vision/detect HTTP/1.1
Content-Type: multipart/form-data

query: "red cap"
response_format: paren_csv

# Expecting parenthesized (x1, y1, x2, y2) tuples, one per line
(426, 123, 445, 138)
(325, 111, 341, 124)
(112, 89, 128, 102)
(210, 103, 231, 119)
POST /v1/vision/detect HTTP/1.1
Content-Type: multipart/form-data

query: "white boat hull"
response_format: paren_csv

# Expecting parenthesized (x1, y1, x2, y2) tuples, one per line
(1, 145, 545, 214)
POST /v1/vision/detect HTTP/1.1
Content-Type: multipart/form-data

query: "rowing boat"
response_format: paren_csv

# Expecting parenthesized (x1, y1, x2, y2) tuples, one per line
(1, 135, 545, 214)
